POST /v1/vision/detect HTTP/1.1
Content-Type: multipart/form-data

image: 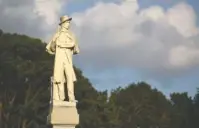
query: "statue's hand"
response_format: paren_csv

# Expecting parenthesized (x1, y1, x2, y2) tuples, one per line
(46, 49, 55, 55)
(50, 40, 56, 50)
(46, 43, 55, 55)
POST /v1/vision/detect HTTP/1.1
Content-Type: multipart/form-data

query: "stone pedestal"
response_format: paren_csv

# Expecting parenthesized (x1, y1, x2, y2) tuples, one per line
(47, 101, 79, 128)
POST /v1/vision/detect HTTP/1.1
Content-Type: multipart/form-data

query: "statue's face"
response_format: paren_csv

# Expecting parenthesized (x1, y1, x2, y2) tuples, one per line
(62, 21, 70, 29)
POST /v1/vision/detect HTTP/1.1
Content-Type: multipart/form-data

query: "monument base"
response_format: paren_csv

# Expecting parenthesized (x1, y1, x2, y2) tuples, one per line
(47, 101, 79, 128)
(53, 124, 76, 128)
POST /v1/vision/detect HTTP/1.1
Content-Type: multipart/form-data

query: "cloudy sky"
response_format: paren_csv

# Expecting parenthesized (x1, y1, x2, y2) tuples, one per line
(0, 0, 199, 97)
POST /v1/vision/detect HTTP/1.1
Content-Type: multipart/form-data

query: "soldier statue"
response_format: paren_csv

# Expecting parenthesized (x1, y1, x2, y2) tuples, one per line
(46, 15, 79, 103)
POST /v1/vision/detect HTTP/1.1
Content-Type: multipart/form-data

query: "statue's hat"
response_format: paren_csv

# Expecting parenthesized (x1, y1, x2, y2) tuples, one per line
(59, 15, 72, 25)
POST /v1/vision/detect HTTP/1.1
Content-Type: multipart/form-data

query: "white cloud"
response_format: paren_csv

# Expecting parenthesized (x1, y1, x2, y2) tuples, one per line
(139, 6, 165, 21)
(166, 3, 199, 38)
(0, 0, 66, 41)
(34, 0, 65, 28)
(169, 45, 199, 68)
(71, 0, 199, 78)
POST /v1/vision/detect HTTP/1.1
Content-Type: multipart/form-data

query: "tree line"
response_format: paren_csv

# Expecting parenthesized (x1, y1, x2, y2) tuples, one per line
(0, 29, 199, 127)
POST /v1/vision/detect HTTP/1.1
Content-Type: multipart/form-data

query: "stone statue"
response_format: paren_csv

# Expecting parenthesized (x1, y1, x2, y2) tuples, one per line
(46, 15, 80, 103)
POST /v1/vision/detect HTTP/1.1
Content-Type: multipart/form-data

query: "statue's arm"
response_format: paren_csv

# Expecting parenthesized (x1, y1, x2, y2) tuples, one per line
(46, 33, 59, 55)
(46, 43, 55, 55)
(73, 35, 80, 55)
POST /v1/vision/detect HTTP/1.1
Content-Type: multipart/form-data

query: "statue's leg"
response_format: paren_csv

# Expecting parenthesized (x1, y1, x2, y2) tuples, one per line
(64, 67, 75, 102)
(58, 82, 65, 101)
(53, 83, 60, 100)
(67, 79, 75, 101)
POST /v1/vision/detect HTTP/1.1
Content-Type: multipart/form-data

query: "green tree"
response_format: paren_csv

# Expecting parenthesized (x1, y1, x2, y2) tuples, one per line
(108, 82, 171, 128)
(0, 29, 3, 36)
(170, 92, 194, 127)
(192, 88, 199, 127)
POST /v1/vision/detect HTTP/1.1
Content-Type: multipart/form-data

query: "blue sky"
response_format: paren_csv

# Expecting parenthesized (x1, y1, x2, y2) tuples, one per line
(60, 0, 199, 98)
(65, 0, 199, 14)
